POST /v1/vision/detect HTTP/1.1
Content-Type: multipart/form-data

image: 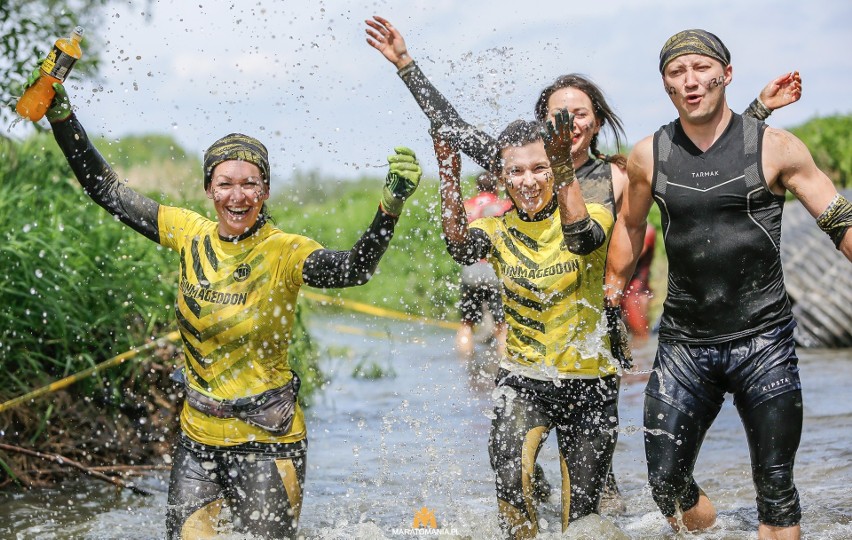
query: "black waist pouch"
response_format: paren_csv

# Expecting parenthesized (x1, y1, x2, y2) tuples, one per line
(180, 369, 301, 436)
(237, 373, 301, 435)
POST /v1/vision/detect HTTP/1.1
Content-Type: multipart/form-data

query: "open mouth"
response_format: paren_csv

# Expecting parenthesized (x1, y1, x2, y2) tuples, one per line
(518, 192, 542, 208)
(225, 207, 251, 219)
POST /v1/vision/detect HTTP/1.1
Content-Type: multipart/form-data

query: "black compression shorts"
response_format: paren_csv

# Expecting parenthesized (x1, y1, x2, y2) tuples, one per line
(646, 318, 800, 422)
(166, 434, 307, 539)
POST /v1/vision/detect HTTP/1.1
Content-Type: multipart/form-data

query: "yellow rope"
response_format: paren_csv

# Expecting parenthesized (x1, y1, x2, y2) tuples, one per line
(0, 292, 456, 412)
(300, 290, 460, 331)
(0, 331, 181, 414)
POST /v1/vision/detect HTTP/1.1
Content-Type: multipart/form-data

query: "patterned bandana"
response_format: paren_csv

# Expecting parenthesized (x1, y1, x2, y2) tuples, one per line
(659, 29, 731, 73)
(203, 133, 270, 189)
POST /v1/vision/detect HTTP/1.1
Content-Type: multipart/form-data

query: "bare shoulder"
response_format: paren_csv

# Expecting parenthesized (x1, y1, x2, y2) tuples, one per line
(629, 135, 655, 161)
(610, 160, 628, 179)
(626, 135, 654, 184)
(761, 126, 818, 192)
(610, 160, 629, 210)
(610, 160, 628, 189)
(762, 126, 838, 212)
(763, 125, 810, 156)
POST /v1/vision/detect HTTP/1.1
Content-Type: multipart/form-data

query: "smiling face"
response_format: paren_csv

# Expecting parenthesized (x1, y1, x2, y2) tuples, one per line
(546, 86, 601, 159)
(500, 141, 554, 218)
(662, 53, 732, 125)
(205, 160, 269, 238)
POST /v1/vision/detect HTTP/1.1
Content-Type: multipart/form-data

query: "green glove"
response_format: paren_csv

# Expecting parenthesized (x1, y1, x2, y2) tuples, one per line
(605, 305, 633, 371)
(542, 109, 577, 189)
(25, 61, 43, 88)
(380, 146, 421, 216)
(47, 82, 73, 123)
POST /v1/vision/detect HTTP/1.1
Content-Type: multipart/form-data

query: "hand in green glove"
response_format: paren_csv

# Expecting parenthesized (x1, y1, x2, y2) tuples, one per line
(47, 82, 73, 123)
(380, 146, 421, 216)
(22, 60, 73, 123)
(542, 109, 577, 189)
(25, 61, 44, 88)
(605, 305, 633, 371)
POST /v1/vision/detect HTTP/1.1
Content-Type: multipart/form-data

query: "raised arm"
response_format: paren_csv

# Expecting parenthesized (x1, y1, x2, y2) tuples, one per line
(763, 128, 852, 261)
(48, 84, 161, 243)
(302, 147, 422, 288)
(543, 110, 606, 255)
(604, 136, 656, 307)
(365, 16, 500, 172)
(432, 133, 492, 264)
(743, 71, 802, 121)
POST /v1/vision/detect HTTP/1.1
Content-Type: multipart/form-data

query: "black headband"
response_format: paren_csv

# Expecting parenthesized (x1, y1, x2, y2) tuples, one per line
(659, 29, 731, 73)
(203, 133, 270, 189)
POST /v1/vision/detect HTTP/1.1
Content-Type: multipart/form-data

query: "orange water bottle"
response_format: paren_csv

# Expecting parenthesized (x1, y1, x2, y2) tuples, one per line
(16, 26, 85, 122)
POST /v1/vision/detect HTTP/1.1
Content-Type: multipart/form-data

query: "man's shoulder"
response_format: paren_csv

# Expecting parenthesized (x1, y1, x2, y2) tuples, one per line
(627, 135, 655, 171)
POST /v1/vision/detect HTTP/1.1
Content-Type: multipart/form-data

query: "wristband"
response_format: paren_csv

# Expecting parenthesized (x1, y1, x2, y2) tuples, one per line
(817, 194, 852, 248)
(744, 97, 772, 121)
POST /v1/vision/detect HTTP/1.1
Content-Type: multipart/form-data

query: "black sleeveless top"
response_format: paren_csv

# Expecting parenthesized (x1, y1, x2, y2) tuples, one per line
(653, 113, 792, 343)
(577, 157, 615, 216)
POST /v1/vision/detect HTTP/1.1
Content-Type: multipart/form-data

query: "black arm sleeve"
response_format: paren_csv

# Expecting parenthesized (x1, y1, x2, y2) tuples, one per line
(561, 216, 607, 255)
(445, 227, 492, 266)
(397, 62, 500, 172)
(51, 115, 161, 243)
(301, 208, 398, 288)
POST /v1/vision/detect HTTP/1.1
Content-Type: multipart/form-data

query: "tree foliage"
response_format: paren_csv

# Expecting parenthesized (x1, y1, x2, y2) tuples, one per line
(0, 0, 107, 126)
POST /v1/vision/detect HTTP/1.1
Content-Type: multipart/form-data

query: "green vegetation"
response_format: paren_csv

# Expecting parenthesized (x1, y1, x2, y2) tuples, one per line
(1, 0, 106, 126)
(271, 175, 463, 320)
(351, 359, 397, 380)
(0, 132, 177, 396)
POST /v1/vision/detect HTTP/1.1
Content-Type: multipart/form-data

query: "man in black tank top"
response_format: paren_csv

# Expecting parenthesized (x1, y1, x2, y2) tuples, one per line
(605, 29, 852, 540)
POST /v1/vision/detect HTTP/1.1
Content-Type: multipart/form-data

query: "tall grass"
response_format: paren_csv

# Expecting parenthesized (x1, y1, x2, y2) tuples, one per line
(0, 133, 180, 402)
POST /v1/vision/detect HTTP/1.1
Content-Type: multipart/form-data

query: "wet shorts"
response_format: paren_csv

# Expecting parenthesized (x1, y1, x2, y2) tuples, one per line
(646, 318, 800, 422)
(460, 282, 503, 324)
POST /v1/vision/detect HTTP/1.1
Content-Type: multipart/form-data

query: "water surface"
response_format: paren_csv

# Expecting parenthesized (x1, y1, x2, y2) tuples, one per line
(3, 313, 851, 539)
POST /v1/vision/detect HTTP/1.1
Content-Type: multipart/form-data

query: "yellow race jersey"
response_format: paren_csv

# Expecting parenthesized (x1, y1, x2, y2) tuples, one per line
(158, 206, 321, 446)
(471, 204, 617, 379)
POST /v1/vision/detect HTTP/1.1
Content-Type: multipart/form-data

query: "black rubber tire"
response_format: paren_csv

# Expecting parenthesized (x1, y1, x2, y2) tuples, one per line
(781, 189, 852, 348)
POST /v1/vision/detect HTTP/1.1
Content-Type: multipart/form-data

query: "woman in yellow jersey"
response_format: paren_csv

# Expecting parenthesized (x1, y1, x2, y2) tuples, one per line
(433, 111, 616, 539)
(40, 82, 421, 539)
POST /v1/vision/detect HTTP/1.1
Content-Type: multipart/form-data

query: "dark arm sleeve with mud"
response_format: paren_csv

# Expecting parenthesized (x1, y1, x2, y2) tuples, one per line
(301, 209, 397, 288)
(51, 114, 161, 243)
(398, 62, 500, 172)
(561, 216, 607, 255)
(445, 227, 492, 266)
